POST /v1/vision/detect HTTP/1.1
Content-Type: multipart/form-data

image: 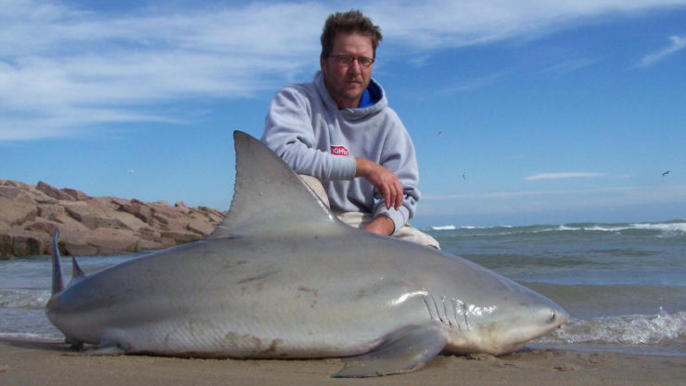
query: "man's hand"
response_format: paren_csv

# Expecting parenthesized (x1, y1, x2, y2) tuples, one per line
(364, 215, 395, 236)
(355, 157, 403, 210)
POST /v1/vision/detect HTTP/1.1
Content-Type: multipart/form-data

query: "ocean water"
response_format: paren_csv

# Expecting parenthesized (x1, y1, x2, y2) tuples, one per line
(1, 219, 685, 356)
(425, 219, 686, 356)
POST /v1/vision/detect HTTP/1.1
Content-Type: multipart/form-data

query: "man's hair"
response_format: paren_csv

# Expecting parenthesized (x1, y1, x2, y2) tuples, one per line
(320, 10, 383, 59)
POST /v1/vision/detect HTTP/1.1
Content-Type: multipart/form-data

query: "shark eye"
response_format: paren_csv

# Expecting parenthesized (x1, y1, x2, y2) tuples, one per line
(549, 311, 557, 323)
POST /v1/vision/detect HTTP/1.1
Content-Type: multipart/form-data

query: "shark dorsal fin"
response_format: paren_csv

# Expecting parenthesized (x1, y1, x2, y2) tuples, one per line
(207, 131, 338, 239)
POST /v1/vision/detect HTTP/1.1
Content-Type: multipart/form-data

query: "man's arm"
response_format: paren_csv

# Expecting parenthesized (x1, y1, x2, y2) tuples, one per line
(262, 86, 357, 181)
(361, 117, 420, 236)
(354, 157, 403, 211)
(354, 157, 405, 236)
(364, 215, 396, 236)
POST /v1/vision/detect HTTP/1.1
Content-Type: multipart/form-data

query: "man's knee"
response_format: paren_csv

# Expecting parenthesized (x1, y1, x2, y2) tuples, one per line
(298, 174, 330, 208)
(394, 225, 441, 249)
(298, 175, 439, 249)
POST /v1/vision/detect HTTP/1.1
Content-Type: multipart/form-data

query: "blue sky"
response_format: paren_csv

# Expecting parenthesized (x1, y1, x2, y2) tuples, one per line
(1, 0, 685, 227)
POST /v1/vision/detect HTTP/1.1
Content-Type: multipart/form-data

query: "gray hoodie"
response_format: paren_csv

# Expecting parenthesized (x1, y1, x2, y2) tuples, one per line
(261, 71, 420, 233)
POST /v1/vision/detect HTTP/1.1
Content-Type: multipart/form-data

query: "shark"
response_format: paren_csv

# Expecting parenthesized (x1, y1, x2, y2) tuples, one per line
(46, 131, 569, 377)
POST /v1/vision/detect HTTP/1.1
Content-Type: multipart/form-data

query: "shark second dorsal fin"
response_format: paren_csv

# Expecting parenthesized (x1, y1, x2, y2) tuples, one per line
(207, 131, 338, 239)
(67, 256, 87, 287)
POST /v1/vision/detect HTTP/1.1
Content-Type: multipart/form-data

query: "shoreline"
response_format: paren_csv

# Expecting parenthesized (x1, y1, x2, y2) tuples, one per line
(2, 338, 684, 385)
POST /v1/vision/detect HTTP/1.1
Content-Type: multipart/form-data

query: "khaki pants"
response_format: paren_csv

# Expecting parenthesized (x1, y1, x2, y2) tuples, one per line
(300, 175, 440, 249)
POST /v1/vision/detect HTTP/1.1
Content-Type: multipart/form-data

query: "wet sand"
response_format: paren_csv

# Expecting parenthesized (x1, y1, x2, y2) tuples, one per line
(1, 339, 684, 385)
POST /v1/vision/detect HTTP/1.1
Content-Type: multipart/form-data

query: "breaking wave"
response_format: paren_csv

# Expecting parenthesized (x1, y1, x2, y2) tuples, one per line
(537, 309, 686, 353)
(424, 219, 686, 239)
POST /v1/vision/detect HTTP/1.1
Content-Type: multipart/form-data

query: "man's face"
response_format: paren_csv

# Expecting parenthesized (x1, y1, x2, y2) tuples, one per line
(320, 32, 374, 109)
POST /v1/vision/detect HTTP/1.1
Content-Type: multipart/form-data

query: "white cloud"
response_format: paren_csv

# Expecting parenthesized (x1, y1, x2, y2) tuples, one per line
(524, 172, 604, 181)
(439, 72, 506, 94)
(369, 0, 686, 49)
(541, 58, 599, 77)
(636, 35, 686, 67)
(2, 0, 686, 141)
(0, 1, 328, 139)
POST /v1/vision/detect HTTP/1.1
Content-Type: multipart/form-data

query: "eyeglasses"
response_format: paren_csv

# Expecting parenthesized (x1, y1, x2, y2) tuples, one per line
(329, 55, 375, 68)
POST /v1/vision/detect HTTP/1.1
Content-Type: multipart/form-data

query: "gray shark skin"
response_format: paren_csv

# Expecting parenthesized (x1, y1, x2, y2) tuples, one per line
(46, 131, 569, 377)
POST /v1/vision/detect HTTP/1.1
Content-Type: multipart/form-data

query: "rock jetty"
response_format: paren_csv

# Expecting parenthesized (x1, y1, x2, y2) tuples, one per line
(0, 179, 226, 257)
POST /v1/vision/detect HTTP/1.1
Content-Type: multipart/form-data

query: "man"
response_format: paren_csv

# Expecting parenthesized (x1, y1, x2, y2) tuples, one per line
(261, 10, 438, 248)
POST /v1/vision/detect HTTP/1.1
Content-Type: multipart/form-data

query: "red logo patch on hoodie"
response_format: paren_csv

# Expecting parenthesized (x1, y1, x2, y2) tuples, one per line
(330, 145, 349, 156)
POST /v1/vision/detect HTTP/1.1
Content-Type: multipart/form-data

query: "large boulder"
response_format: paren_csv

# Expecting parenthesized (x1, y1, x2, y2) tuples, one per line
(0, 179, 226, 257)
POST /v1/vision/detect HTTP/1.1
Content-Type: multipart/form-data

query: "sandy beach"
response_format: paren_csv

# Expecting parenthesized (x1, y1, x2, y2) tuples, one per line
(1, 338, 684, 386)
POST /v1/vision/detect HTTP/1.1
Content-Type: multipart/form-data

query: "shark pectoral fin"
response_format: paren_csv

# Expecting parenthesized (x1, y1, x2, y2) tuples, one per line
(333, 323, 448, 378)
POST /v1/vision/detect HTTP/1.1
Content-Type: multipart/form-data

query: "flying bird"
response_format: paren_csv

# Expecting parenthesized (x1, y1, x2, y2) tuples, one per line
(662, 170, 670, 177)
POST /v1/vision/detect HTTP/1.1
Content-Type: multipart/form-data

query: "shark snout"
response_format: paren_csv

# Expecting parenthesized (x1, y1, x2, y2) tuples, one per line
(550, 305, 570, 330)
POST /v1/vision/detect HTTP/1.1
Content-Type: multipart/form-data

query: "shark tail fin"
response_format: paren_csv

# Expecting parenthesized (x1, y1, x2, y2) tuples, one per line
(51, 228, 87, 294)
(51, 228, 64, 295)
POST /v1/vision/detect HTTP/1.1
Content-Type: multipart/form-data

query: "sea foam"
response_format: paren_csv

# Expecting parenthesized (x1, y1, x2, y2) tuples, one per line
(539, 309, 686, 349)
